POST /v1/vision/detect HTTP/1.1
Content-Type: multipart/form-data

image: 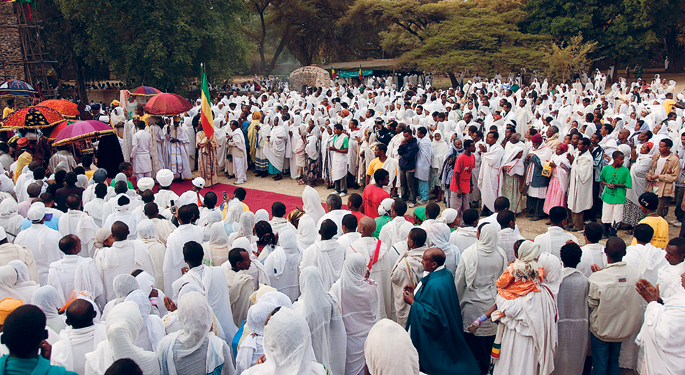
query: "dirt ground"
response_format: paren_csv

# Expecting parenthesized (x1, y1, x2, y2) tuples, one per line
(201, 169, 681, 247)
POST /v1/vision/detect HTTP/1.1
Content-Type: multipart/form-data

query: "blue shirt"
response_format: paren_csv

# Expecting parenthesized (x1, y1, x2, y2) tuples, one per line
(20, 214, 59, 232)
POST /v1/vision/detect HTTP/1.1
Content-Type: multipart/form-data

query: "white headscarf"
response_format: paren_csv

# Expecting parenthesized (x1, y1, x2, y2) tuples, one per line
(8, 260, 38, 303)
(364, 319, 420, 375)
(235, 211, 256, 238)
(223, 201, 244, 225)
(255, 209, 269, 224)
(137, 219, 159, 240)
(0, 265, 21, 301)
(85, 301, 160, 375)
(31, 285, 66, 333)
(461, 223, 507, 289)
(538, 252, 563, 295)
(302, 186, 325, 224)
(431, 130, 450, 169)
(161, 292, 226, 375)
(377, 198, 394, 217)
(425, 223, 460, 273)
(438, 208, 458, 225)
(270, 229, 301, 279)
(296, 214, 317, 249)
(209, 222, 230, 247)
(244, 307, 325, 375)
(125, 289, 165, 351)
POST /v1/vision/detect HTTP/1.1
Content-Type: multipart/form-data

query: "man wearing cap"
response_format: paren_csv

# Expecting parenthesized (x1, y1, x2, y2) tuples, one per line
(154, 169, 178, 220)
(14, 202, 62, 285)
(0, 228, 38, 283)
(176, 177, 204, 208)
(102, 195, 141, 240)
(131, 120, 153, 181)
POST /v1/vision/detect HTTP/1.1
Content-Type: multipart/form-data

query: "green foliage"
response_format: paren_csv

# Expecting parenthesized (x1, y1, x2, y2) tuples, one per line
(544, 34, 598, 83)
(52, 0, 249, 92)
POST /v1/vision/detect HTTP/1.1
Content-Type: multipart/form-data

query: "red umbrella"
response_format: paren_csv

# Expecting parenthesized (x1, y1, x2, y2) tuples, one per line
(130, 86, 162, 96)
(53, 120, 115, 146)
(144, 93, 192, 116)
(38, 99, 80, 118)
(46, 120, 74, 141)
(1, 106, 64, 129)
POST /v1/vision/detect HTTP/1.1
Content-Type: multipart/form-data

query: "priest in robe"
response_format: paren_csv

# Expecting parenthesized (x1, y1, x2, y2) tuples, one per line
(403, 247, 480, 375)
(568, 137, 594, 231)
(170, 241, 237, 344)
(165, 117, 193, 180)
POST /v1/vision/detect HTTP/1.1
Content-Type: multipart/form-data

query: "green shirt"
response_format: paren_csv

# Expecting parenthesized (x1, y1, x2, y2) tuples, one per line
(332, 134, 348, 150)
(110, 179, 134, 189)
(600, 164, 632, 204)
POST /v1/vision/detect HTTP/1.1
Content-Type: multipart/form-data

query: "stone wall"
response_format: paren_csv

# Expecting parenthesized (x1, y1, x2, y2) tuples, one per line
(288, 66, 330, 91)
(0, 2, 25, 82)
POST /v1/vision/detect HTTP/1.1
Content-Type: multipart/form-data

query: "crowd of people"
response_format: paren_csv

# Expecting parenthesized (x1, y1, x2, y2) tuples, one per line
(0, 70, 682, 375)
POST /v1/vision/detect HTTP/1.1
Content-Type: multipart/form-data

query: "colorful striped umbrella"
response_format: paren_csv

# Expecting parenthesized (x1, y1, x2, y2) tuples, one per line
(38, 99, 79, 118)
(0, 79, 39, 97)
(1, 106, 64, 129)
(143, 93, 192, 116)
(53, 120, 115, 146)
(130, 86, 162, 96)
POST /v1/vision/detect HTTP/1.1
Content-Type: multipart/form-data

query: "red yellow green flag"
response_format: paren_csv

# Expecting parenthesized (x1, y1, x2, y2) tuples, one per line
(200, 65, 214, 138)
(358, 65, 362, 81)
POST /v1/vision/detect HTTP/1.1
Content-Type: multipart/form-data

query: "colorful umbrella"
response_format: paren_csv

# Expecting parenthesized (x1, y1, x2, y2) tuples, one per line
(53, 120, 115, 146)
(0, 79, 39, 97)
(144, 93, 192, 116)
(38, 99, 80, 118)
(130, 86, 162, 96)
(1, 106, 65, 129)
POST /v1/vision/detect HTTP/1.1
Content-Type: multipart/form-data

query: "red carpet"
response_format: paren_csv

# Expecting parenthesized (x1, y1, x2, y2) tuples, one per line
(165, 180, 322, 214)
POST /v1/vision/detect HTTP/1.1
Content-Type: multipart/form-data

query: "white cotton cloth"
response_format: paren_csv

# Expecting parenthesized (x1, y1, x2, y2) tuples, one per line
(58, 209, 99, 257)
(124, 290, 165, 351)
(302, 186, 326, 224)
(32, 285, 67, 333)
(264, 229, 301, 302)
(330, 253, 379, 375)
(0, 265, 21, 301)
(84, 301, 160, 375)
(347, 236, 397, 321)
(236, 303, 271, 374)
(0, 198, 23, 242)
(163, 223, 204, 294)
(364, 319, 420, 375)
(158, 292, 234, 375)
(254, 209, 269, 224)
(94, 239, 156, 302)
(241, 307, 326, 375)
(7, 260, 38, 303)
(425, 223, 460, 276)
(137, 219, 166, 291)
(204, 222, 231, 267)
(47, 254, 104, 307)
(296, 214, 317, 249)
(300, 239, 346, 291)
(51, 323, 107, 375)
(293, 267, 346, 375)
(14, 223, 63, 285)
(636, 287, 685, 375)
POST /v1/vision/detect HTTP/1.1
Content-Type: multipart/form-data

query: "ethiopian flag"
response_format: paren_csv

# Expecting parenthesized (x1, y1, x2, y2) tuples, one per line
(331, 67, 337, 79)
(358, 65, 363, 81)
(200, 65, 214, 138)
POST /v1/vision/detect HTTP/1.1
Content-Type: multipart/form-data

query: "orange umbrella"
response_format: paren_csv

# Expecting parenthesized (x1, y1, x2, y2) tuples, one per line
(38, 99, 79, 118)
(1, 106, 64, 129)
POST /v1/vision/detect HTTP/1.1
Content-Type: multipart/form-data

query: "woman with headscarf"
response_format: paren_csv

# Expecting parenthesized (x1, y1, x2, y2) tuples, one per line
(373, 198, 394, 238)
(247, 111, 261, 167)
(157, 291, 235, 375)
(430, 130, 450, 202)
(101, 274, 139, 320)
(31, 285, 66, 333)
(438, 208, 459, 230)
(293, 267, 346, 375)
(8, 260, 38, 304)
(0, 265, 22, 302)
(296, 214, 317, 250)
(137, 219, 166, 290)
(263, 229, 301, 302)
(0, 199, 22, 242)
(492, 252, 560, 375)
(125, 289, 165, 352)
(364, 319, 420, 375)
(330, 253, 379, 375)
(242, 307, 327, 375)
(204, 222, 231, 267)
(84, 301, 161, 375)
(543, 142, 572, 214)
(623, 142, 653, 233)
(254, 209, 269, 224)
(222, 201, 244, 238)
(302, 185, 325, 224)
(303, 120, 321, 186)
(454, 223, 508, 372)
(235, 302, 271, 374)
(228, 211, 257, 248)
(425, 223, 460, 276)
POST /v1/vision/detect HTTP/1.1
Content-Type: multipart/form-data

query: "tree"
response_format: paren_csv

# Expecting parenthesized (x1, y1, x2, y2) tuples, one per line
(544, 35, 598, 84)
(53, 0, 248, 93)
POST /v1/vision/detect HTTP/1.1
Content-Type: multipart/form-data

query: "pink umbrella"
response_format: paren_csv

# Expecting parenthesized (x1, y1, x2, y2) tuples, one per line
(53, 120, 116, 146)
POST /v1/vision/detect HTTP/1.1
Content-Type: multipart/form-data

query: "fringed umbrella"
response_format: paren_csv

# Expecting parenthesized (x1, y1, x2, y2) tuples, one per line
(144, 93, 192, 116)
(0, 79, 39, 97)
(38, 99, 79, 118)
(1, 106, 64, 129)
(53, 120, 115, 146)
(130, 86, 162, 96)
